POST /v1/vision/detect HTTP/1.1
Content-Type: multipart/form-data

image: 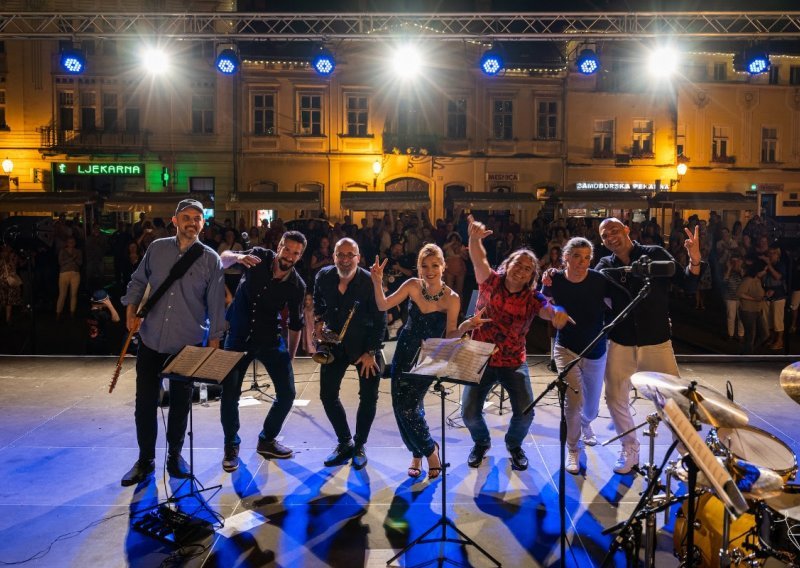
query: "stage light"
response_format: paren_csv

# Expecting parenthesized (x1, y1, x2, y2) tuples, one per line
(576, 49, 599, 75)
(647, 46, 679, 78)
(60, 49, 85, 74)
(480, 50, 503, 76)
(215, 48, 240, 75)
(746, 51, 770, 75)
(140, 47, 170, 75)
(391, 44, 423, 79)
(312, 49, 335, 76)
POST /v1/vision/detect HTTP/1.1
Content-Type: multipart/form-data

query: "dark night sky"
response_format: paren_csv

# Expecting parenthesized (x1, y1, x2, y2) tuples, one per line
(242, 1, 799, 11)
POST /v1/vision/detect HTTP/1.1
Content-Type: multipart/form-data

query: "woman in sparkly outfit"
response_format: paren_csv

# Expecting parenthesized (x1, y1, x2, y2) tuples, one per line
(371, 244, 486, 479)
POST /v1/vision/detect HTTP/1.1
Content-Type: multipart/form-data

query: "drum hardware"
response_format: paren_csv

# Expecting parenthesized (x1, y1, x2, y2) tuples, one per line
(312, 301, 359, 365)
(707, 425, 797, 486)
(779, 362, 800, 406)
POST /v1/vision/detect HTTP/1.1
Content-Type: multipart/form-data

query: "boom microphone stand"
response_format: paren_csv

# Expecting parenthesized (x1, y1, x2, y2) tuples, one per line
(524, 277, 652, 567)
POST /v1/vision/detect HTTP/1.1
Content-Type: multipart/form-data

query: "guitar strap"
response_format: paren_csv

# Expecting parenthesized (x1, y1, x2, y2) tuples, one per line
(136, 241, 205, 318)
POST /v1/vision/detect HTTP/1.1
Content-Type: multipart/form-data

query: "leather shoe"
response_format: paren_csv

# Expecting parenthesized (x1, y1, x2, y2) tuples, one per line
(467, 444, 490, 468)
(167, 453, 191, 479)
(121, 458, 155, 487)
(222, 444, 240, 472)
(352, 446, 368, 470)
(324, 442, 355, 467)
(257, 438, 293, 459)
(509, 446, 529, 471)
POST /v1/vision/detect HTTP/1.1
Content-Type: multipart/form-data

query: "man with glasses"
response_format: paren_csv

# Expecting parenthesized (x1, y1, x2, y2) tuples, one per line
(313, 238, 386, 469)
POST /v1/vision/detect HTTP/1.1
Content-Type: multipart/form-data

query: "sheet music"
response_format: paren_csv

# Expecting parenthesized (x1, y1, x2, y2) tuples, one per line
(163, 345, 210, 377)
(193, 349, 244, 382)
(411, 337, 495, 384)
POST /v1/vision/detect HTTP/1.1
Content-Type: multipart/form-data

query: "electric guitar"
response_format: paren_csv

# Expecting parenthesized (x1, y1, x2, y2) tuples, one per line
(108, 285, 149, 394)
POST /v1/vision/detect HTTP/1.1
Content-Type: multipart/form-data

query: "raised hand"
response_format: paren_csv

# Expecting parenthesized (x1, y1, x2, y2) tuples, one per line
(683, 225, 701, 264)
(467, 214, 493, 240)
(370, 255, 387, 284)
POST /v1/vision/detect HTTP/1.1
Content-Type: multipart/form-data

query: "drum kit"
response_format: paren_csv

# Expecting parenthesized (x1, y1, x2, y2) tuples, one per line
(618, 362, 800, 568)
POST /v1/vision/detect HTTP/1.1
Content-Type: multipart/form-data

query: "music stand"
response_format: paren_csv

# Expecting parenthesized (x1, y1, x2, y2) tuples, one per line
(388, 373, 500, 568)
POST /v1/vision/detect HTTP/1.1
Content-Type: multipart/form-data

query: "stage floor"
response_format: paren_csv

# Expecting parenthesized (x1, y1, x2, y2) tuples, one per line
(0, 354, 797, 567)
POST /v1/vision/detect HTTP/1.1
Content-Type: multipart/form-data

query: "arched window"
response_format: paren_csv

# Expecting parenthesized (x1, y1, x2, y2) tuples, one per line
(385, 177, 429, 193)
(248, 180, 277, 192)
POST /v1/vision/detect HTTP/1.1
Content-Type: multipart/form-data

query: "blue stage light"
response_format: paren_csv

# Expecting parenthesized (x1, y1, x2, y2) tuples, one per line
(215, 48, 240, 75)
(313, 50, 335, 76)
(577, 49, 599, 75)
(60, 50, 85, 74)
(480, 51, 503, 76)
(746, 52, 769, 75)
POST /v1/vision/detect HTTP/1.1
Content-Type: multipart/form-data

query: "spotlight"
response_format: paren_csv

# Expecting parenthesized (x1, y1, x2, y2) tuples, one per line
(746, 51, 770, 75)
(480, 50, 503, 76)
(391, 44, 423, 79)
(576, 49, 599, 75)
(140, 47, 170, 75)
(60, 49, 85, 74)
(647, 45, 679, 78)
(215, 48, 240, 75)
(312, 49, 335, 76)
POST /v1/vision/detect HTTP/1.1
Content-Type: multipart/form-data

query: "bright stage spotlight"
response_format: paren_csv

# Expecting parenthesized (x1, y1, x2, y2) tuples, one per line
(576, 49, 599, 75)
(215, 48, 240, 75)
(647, 45, 679, 78)
(746, 51, 770, 75)
(60, 49, 86, 74)
(391, 44, 423, 79)
(140, 46, 170, 75)
(312, 49, 336, 76)
(480, 50, 503, 76)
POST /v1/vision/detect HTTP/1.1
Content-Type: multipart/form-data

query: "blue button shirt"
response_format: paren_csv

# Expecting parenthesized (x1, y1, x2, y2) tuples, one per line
(122, 236, 226, 355)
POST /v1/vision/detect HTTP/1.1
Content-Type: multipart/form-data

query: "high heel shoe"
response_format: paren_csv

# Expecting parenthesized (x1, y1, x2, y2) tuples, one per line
(426, 442, 442, 480)
(408, 457, 423, 479)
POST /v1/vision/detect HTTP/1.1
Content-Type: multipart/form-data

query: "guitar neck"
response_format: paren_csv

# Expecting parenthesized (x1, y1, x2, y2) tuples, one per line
(108, 325, 138, 394)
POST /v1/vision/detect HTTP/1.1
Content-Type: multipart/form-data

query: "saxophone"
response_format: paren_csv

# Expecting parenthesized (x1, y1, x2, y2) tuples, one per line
(313, 301, 359, 365)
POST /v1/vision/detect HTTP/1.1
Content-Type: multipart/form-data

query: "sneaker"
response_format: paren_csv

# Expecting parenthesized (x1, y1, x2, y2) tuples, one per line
(324, 442, 355, 467)
(121, 458, 155, 487)
(222, 444, 240, 472)
(566, 450, 580, 475)
(509, 446, 529, 471)
(166, 453, 191, 479)
(467, 444, 490, 468)
(581, 423, 598, 447)
(613, 448, 639, 475)
(257, 438, 293, 459)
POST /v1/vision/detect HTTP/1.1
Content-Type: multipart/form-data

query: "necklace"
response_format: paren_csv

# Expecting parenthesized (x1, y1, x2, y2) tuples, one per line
(421, 281, 446, 302)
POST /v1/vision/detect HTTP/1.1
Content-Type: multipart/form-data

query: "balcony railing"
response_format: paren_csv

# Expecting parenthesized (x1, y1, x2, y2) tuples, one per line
(630, 150, 655, 159)
(382, 133, 440, 156)
(711, 154, 736, 164)
(38, 126, 149, 153)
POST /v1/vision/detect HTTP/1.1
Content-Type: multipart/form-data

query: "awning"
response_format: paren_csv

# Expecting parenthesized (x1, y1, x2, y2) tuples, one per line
(340, 190, 430, 211)
(554, 191, 650, 210)
(222, 191, 321, 211)
(450, 191, 542, 213)
(103, 192, 212, 215)
(0, 191, 97, 212)
(649, 191, 757, 211)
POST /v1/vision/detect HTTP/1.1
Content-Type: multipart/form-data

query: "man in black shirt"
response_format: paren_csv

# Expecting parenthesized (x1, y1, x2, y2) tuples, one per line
(219, 230, 307, 472)
(595, 218, 701, 474)
(314, 237, 386, 469)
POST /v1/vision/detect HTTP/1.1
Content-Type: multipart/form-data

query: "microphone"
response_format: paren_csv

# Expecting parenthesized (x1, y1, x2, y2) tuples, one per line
(604, 255, 675, 278)
(241, 231, 251, 250)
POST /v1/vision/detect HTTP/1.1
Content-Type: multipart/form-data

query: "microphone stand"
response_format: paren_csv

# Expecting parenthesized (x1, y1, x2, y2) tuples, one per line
(523, 275, 652, 567)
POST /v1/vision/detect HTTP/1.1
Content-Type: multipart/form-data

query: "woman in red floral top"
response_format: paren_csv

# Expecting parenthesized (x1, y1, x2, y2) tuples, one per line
(462, 215, 572, 471)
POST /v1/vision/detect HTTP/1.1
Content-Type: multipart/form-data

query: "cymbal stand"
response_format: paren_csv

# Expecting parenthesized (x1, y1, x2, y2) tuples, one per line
(642, 413, 666, 568)
(243, 359, 274, 401)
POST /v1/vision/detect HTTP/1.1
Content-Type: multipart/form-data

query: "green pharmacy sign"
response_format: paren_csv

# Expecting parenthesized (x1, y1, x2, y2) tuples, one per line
(53, 162, 145, 177)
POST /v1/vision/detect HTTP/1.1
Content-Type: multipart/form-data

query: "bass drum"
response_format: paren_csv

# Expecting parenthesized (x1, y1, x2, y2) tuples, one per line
(674, 492, 756, 567)
(756, 484, 800, 563)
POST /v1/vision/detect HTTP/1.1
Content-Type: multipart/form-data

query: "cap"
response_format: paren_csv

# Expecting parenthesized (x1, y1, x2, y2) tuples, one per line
(175, 198, 204, 216)
(91, 289, 109, 303)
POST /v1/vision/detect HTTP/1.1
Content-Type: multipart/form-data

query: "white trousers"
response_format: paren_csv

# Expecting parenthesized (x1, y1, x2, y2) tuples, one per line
(553, 344, 606, 451)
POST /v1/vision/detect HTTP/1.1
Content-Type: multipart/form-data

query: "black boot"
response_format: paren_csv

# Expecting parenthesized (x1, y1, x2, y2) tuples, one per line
(121, 458, 155, 487)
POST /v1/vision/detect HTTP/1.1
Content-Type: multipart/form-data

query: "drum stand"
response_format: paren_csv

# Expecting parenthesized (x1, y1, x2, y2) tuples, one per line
(387, 377, 500, 568)
(242, 359, 274, 401)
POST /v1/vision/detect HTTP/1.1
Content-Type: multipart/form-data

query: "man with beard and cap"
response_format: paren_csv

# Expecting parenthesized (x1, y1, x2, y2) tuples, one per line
(313, 237, 386, 469)
(120, 198, 226, 487)
(217, 230, 307, 472)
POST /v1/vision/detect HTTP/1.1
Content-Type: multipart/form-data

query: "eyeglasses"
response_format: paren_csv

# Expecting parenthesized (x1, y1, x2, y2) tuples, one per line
(335, 252, 358, 260)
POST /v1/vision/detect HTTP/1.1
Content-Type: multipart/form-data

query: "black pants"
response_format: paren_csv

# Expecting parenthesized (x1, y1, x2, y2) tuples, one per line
(134, 342, 193, 460)
(319, 347, 380, 447)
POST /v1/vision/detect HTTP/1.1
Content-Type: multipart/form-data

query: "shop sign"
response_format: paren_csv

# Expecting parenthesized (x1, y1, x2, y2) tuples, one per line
(487, 173, 519, 182)
(53, 162, 145, 176)
(576, 181, 669, 191)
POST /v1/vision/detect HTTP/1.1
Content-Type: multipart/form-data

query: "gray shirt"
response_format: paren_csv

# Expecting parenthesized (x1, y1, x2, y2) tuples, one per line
(122, 236, 226, 355)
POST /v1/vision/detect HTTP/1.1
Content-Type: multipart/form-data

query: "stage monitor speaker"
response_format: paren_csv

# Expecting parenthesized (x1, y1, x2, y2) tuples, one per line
(0, 216, 55, 250)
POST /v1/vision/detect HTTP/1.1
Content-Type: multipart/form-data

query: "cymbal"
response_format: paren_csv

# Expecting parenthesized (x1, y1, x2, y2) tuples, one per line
(779, 362, 800, 406)
(631, 372, 749, 428)
(673, 457, 784, 500)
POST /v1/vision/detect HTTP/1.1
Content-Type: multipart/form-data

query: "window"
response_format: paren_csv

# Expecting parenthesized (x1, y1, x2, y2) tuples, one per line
(253, 92, 275, 135)
(632, 119, 653, 156)
(298, 93, 322, 135)
(446, 97, 467, 139)
(397, 98, 421, 136)
(713, 63, 727, 81)
(58, 91, 74, 131)
(0, 89, 6, 129)
(677, 123, 686, 157)
(761, 127, 778, 163)
(102, 93, 117, 131)
(593, 119, 614, 157)
(492, 99, 513, 140)
(769, 65, 780, 85)
(345, 95, 368, 137)
(124, 94, 139, 133)
(536, 100, 558, 139)
(790, 66, 800, 86)
(712, 126, 730, 159)
(192, 94, 214, 134)
(80, 91, 96, 131)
